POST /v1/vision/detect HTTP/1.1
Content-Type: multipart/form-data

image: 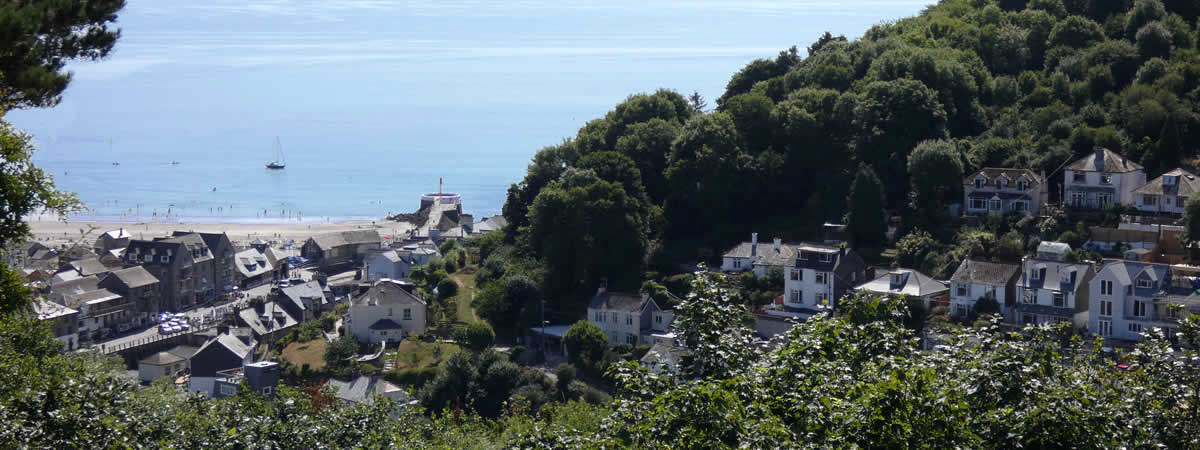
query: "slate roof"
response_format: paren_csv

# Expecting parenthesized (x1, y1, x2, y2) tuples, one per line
(163, 233, 213, 263)
(856, 269, 948, 297)
(640, 342, 685, 374)
(235, 248, 273, 279)
(73, 289, 124, 306)
(963, 168, 1042, 186)
(368, 318, 404, 330)
(195, 334, 254, 367)
(307, 230, 380, 251)
(238, 302, 299, 336)
(166, 345, 199, 360)
(50, 275, 100, 297)
(31, 299, 77, 320)
(325, 376, 412, 405)
(50, 270, 81, 284)
(1018, 259, 1092, 295)
(1133, 168, 1200, 196)
(141, 351, 186, 366)
(351, 279, 426, 307)
(753, 245, 797, 269)
(1065, 147, 1143, 173)
(588, 291, 652, 312)
(723, 242, 781, 260)
(950, 259, 1020, 286)
(102, 229, 132, 239)
(280, 280, 326, 311)
(69, 258, 110, 276)
(1097, 261, 1170, 291)
(108, 266, 159, 288)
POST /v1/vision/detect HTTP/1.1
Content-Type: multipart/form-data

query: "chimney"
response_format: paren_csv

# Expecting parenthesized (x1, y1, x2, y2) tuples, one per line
(773, 238, 781, 253)
(1094, 146, 1105, 169)
(751, 233, 758, 257)
(597, 278, 608, 296)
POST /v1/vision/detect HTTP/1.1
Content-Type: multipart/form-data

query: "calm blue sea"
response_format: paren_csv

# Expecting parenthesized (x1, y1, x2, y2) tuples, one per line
(7, 0, 928, 223)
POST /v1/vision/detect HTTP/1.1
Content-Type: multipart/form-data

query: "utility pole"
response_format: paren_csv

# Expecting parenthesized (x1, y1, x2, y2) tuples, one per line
(540, 296, 547, 360)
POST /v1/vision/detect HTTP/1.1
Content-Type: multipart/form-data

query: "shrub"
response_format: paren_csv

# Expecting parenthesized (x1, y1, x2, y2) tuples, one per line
(385, 366, 439, 388)
(563, 321, 608, 366)
(974, 297, 1002, 317)
(582, 386, 612, 405)
(555, 363, 577, 393)
(464, 322, 496, 352)
(510, 345, 526, 363)
(437, 278, 459, 299)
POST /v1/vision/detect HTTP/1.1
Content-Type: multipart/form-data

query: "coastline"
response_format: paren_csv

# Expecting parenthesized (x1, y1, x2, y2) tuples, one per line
(26, 214, 416, 248)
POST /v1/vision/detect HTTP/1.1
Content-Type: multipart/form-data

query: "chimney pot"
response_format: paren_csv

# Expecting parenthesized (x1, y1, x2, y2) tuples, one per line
(773, 238, 781, 253)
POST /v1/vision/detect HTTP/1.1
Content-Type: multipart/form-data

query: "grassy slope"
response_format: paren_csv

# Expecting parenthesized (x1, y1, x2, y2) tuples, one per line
(280, 339, 327, 370)
(450, 271, 480, 325)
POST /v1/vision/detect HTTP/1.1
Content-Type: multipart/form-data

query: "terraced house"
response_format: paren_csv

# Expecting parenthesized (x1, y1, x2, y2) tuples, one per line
(1063, 147, 1146, 209)
(1089, 261, 1194, 343)
(1016, 242, 1093, 328)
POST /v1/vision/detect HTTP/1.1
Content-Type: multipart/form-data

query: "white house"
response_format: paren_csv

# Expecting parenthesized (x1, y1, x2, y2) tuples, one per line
(720, 233, 793, 276)
(586, 285, 674, 347)
(774, 244, 867, 319)
(1015, 242, 1093, 328)
(1063, 146, 1146, 209)
(346, 279, 427, 344)
(364, 250, 413, 281)
(948, 259, 1020, 319)
(855, 268, 949, 311)
(1089, 261, 1192, 342)
(962, 168, 1047, 216)
(1132, 168, 1200, 215)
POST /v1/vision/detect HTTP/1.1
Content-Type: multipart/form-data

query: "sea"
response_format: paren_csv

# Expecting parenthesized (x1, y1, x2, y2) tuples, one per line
(6, 0, 929, 224)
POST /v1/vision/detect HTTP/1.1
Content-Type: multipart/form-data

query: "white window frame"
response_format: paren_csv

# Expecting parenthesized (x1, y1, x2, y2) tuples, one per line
(990, 199, 1002, 210)
(815, 292, 829, 305)
(1072, 172, 1085, 183)
(1099, 319, 1112, 336)
(1136, 279, 1153, 289)
(1144, 195, 1158, 206)
(790, 269, 800, 281)
(1100, 300, 1112, 316)
(970, 198, 986, 210)
(1134, 301, 1147, 317)
(956, 284, 967, 297)
(815, 272, 828, 285)
(1053, 292, 1065, 308)
(790, 290, 802, 304)
(1101, 280, 1112, 296)
(403, 308, 412, 321)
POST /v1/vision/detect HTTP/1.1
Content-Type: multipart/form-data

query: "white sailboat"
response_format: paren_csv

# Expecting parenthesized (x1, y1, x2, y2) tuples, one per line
(266, 137, 285, 169)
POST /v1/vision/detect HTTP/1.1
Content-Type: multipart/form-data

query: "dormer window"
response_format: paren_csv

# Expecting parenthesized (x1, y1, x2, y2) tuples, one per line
(1136, 278, 1153, 289)
(819, 253, 833, 263)
(1073, 172, 1085, 183)
(997, 177, 1008, 188)
(1100, 174, 1112, 185)
(1165, 175, 1178, 186)
(974, 177, 986, 188)
(1016, 179, 1028, 190)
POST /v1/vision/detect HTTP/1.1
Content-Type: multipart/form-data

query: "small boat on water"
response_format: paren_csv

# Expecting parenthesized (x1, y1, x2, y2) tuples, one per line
(266, 137, 286, 170)
(170, 160, 180, 165)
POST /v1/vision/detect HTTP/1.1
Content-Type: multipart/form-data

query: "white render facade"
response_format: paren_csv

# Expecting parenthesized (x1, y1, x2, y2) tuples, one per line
(1133, 168, 1200, 215)
(587, 289, 674, 347)
(963, 168, 1046, 216)
(1088, 262, 1187, 342)
(346, 279, 427, 344)
(1063, 147, 1146, 209)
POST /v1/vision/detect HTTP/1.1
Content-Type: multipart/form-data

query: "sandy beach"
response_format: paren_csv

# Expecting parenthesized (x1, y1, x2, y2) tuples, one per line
(26, 215, 416, 248)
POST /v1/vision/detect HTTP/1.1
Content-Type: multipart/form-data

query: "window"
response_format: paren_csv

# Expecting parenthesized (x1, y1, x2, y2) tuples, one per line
(815, 272, 827, 285)
(1023, 314, 1036, 325)
(1013, 201, 1027, 212)
(262, 387, 272, 395)
(1031, 269, 1041, 280)
(403, 308, 412, 320)
(1099, 320, 1112, 336)
(626, 333, 636, 345)
(655, 314, 663, 324)
(956, 284, 967, 297)
(388, 308, 393, 317)
(990, 199, 1002, 210)
(954, 304, 969, 318)
(611, 312, 618, 323)
(1017, 179, 1028, 190)
(220, 384, 237, 397)
(626, 314, 632, 325)
(970, 198, 986, 210)
(815, 292, 829, 305)
(974, 177, 985, 188)
(1134, 301, 1147, 317)
(790, 269, 800, 281)
(1144, 195, 1158, 206)
(1073, 172, 1085, 183)
(998, 178, 1008, 188)
(790, 290, 802, 303)
(1129, 323, 1142, 333)
(1100, 280, 1112, 296)
(1023, 290, 1035, 303)
(1098, 193, 1112, 206)
(1100, 174, 1112, 185)
(1100, 300, 1112, 316)
(819, 253, 832, 263)
(161, 256, 170, 263)
(1136, 278, 1153, 289)
(1053, 292, 1065, 307)
(1070, 192, 1085, 207)
(1168, 306, 1180, 319)
(733, 259, 741, 269)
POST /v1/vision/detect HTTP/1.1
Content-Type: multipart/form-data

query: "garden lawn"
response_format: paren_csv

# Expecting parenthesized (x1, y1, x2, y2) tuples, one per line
(280, 339, 327, 371)
(389, 340, 462, 371)
(450, 271, 480, 325)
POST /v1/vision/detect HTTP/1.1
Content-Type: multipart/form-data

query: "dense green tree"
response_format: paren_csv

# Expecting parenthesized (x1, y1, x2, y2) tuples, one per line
(844, 164, 888, 253)
(1183, 195, 1200, 244)
(907, 139, 965, 229)
(563, 321, 607, 366)
(464, 322, 496, 352)
(0, 1, 125, 109)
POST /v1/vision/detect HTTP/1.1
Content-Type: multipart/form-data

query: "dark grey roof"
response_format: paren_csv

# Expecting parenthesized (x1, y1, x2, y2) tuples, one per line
(281, 281, 325, 311)
(195, 334, 254, 364)
(166, 345, 199, 360)
(368, 318, 404, 330)
(1134, 168, 1200, 196)
(351, 279, 425, 307)
(857, 269, 948, 297)
(163, 233, 213, 263)
(1018, 259, 1092, 295)
(950, 259, 1020, 286)
(235, 248, 273, 278)
(1065, 147, 1143, 173)
(238, 302, 298, 336)
(640, 342, 685, 372)
(141, 351, 185, 366)
(308, 230, 381, 251)
(324, 376, 411, 405)
(588, 291, 651, 312)
(108, 266, 159, 288)
(31, 299, 77, 320)
(723, 242, 780, 260)
(963, 168, 1042, 186)
(69, 258, 110, 276)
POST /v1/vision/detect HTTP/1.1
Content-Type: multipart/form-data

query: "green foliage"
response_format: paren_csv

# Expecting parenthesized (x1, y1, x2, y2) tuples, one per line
(1183, 195, 1200, 243)
(464, 322, 495, 352)
(845, 164, 888, 252)
(563, 321, 608, 366)
(974, 297, 1002, 316)
(324, 336, 361, 373)
(436, 277, 458, 299)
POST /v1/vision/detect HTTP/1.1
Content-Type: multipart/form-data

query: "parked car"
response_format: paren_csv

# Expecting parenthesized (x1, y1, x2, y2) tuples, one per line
(278, 280, 291, 288)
